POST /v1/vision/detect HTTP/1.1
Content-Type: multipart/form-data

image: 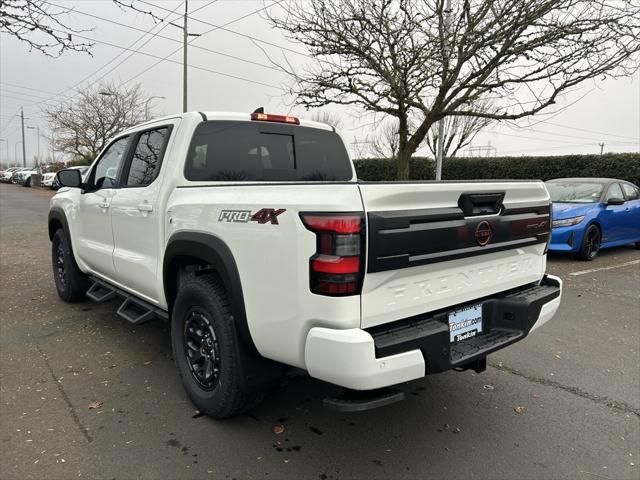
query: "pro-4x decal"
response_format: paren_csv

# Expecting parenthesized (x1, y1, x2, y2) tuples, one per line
(219, 208, 286, 225)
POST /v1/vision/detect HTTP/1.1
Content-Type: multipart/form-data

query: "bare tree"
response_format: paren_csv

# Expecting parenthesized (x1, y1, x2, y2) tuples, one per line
(425, 110, 493, 158)
(309, 109, 343, 130)
(0, 0, 93, 56)
(370, 119, 401, 159)
(269, 0, 640, 180)
(45, 83, 148, 164)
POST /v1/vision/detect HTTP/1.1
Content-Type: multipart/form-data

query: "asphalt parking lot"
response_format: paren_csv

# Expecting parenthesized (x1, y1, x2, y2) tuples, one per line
(1, 183, 638, 480)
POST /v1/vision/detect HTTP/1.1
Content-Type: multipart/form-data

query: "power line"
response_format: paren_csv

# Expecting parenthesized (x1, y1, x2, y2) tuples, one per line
(506, 125, 638, 143)
(499, 144, 620, 155)
(1, 87, 53, 102)
(488, 130, 637, 145)
(119, 0, 286, 88)
(0, 82, 67, 97)
(137, 0, 309, 58)
(46, 2, 279, 73)
(23, 1, 189, 110)
(1, 93, 60, 107)
(0, 108, 21, 135)
(533, 120, 638, 141)
(47, 30, 281, 90)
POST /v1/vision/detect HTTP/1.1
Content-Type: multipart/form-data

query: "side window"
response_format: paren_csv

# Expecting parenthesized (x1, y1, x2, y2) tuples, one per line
(91, 137, 129, 190)
(125, 127, 169, 187)
(622, 183, 640, 200)
(604, 183, 625, 202)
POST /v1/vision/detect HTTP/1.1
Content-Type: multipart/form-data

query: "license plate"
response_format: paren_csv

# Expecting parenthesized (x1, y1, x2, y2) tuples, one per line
(448, 304, 483, 343)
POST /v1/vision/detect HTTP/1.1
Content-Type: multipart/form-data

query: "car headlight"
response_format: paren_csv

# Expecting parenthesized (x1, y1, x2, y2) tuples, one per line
(552, 215, 585, 228)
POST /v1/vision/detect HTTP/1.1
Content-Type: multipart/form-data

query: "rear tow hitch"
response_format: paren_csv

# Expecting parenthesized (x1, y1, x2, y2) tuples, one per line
(454, 356, 487, 374)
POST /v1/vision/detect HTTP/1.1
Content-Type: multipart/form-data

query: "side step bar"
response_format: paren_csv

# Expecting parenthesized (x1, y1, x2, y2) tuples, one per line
(86, 277, 168, 325)
(86, 281, 117, 303)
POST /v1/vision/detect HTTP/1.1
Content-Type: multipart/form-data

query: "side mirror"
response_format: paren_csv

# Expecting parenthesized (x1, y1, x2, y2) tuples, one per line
(56, 169, 82, 188)
(606, 197, 625, 206)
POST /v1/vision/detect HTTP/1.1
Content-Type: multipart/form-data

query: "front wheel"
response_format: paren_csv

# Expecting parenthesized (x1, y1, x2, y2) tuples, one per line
(576, 224, 601, 261)
(171, 274, 280, 419)
(51, 229, 89, 302)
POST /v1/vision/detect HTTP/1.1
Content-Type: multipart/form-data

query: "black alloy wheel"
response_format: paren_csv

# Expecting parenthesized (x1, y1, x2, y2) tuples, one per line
(55, 242, 67, 288)
(578, 225, 601, 260)
(183, 309, 221, 391)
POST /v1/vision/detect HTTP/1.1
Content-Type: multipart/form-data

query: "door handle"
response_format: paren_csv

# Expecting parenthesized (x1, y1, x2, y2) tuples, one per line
(137, 203, 153, 213)
(99, 201, 110, 209)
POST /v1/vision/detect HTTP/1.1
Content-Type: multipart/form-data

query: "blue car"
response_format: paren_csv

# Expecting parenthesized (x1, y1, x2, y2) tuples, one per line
(546, 178, 640, 260)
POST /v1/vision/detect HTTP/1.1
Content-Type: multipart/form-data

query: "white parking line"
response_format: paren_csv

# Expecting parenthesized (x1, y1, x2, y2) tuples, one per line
(569, 259, 640, 276)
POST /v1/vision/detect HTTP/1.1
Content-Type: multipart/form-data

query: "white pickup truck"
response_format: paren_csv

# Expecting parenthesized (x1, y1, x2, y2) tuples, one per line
(49, 111, 562, 418)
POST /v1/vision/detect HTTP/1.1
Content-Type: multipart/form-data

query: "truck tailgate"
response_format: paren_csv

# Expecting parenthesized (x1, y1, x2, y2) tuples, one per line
(358, 181, 551, 328)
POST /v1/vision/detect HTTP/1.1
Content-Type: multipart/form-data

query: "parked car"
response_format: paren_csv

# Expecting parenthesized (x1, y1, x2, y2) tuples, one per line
(51, 166, 88, 189)
(9, 168, 29, 184)
(49, 111, 562, 418)
(41, 172, 57, 189)
(0, 167, 21, 183)
(14, 168, 38, 187)
(546, 178, 640, 260)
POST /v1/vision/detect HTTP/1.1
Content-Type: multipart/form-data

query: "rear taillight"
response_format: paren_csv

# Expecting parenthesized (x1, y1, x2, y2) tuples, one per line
(301, 213, 365, 296)
(544, 202, 552, 254)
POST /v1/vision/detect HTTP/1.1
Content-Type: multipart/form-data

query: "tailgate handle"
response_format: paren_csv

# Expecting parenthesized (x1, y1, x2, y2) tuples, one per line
(458, 192, 505, 216)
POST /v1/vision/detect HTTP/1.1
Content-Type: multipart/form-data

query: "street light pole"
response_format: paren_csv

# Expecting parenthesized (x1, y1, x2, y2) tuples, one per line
(20, 107, 26, 167)
(435, 0, 452, 181)
(27, 126, 41, 165)
(183, 0, 188, 113)
(145, 96, 166, 121)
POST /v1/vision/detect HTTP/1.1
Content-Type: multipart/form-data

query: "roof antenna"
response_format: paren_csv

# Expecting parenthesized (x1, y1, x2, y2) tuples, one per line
(253, 107, 264, 114)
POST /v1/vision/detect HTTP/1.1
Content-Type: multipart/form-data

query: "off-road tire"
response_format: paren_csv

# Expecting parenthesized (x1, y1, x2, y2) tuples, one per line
(171, 273, 279, 419)
(51, 229, 89, 302)
(576, 224, 601, 261)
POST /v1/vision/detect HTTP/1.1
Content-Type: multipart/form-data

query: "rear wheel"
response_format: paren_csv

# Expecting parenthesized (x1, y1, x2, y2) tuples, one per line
(171, 273, 281, 419)
(51, 229, 89, 302)
(576, 224, 601, 261)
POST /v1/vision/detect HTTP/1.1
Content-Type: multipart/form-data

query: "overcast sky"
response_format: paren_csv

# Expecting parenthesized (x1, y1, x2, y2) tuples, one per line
(1, 0, 639, 166)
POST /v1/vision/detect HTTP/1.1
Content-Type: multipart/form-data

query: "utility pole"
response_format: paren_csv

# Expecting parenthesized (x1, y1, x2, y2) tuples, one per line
(183, 0, 188, 113)
(435, 0, 452, 181)
(599, 142, 604, 155)
(20, 107, 26, 167)
(0, 139, 7, 167)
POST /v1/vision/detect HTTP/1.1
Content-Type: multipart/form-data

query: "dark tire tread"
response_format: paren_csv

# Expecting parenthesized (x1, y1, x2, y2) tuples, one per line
(51, 229, 89, 302)
(172, 274, 275, 419)
(576, 224, 601, 261)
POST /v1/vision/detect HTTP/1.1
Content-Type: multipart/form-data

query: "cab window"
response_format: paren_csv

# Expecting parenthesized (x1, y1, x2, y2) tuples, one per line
(125, 127, 170, 187)
(89, 137, 129, 190)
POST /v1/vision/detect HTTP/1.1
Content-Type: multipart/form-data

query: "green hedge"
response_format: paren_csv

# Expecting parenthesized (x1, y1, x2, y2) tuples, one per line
(353, 153, 640, 185)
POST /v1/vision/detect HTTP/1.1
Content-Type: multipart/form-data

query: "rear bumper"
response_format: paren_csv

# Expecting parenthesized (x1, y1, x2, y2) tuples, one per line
(305, 274, 562, 390)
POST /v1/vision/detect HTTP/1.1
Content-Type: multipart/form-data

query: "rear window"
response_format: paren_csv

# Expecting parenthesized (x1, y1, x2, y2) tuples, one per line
(184, 121, 353, 182)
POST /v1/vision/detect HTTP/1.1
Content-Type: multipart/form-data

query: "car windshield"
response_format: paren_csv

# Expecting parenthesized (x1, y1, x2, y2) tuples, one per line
(546, 182, 604, 203)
